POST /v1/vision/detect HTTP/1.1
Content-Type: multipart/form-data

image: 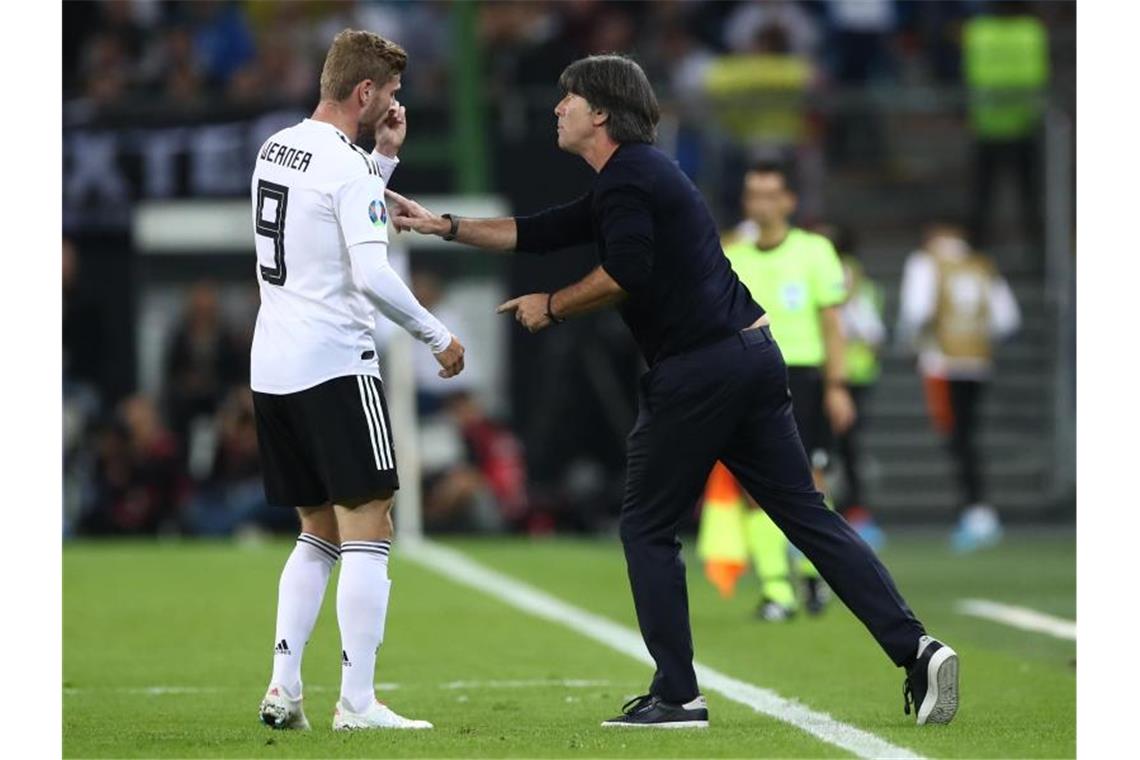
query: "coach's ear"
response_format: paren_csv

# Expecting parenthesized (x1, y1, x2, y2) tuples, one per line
(592, 108, 609, 128)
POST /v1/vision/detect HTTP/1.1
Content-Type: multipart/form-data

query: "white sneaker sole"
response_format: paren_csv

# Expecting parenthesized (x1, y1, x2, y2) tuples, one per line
(333, 715, 433, 731)
(917, 645, 959, 725)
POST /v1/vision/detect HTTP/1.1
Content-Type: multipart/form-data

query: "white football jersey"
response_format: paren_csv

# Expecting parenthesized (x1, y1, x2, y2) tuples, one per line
(249, 118, 395, 394)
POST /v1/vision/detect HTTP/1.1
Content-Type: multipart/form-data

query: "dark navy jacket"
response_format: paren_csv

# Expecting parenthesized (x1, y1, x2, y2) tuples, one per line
(514, 142, 763, 366)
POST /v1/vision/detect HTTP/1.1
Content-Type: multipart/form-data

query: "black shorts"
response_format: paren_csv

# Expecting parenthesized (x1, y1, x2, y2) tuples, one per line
(252, 375, 399, 507)
(786, 365, 832, 468)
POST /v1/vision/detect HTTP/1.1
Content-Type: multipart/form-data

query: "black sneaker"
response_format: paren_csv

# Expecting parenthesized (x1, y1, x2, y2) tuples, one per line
(803, 577, 831, 616)
(903, 635, 959, 725)
(601, 694, 709, 728)
(756, 598, 796, 622)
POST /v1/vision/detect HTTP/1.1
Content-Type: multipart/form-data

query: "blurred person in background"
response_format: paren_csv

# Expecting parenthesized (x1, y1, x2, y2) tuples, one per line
(163, 280, 245, 467)
(187, 0, 256, 93)
(697, 162, 856, 622)
(422, 391, 530, 534)
(897, 222, 1021, 553)
(80, 395, 188, 536)
(185, 386, 286, 537)
(703, 18, 826, 222)
(962, 0, 1049, 259)
(822, 0, 898, 167)
(813, 222, 887, 548)
(63, 239, 104, 535)
(410, 268, 472, 416)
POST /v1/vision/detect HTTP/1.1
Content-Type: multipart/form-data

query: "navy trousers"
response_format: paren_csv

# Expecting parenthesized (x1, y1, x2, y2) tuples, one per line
(619, 326, 926, 703)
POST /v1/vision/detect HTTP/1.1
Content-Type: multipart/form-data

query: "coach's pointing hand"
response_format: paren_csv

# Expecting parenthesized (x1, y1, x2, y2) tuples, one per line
(497, 294, 552, 333)
(434, 336, 466, 378)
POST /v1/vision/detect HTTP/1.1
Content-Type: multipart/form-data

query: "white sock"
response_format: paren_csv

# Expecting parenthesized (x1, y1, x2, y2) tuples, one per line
(337, 540, 392, 713)
(269, 533, 340, 697)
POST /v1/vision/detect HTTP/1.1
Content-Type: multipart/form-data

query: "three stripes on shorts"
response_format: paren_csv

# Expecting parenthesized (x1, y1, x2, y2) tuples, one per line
(355, 376, 394, 471)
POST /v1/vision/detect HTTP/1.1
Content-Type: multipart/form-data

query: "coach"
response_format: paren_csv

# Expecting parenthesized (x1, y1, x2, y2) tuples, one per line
(391, 55, 957, 728)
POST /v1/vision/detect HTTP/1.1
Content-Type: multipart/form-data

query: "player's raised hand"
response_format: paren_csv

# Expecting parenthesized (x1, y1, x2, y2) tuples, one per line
(434, 335, 466, 378)
(497, 293, 552, 333)
(374, 99, 407, 157)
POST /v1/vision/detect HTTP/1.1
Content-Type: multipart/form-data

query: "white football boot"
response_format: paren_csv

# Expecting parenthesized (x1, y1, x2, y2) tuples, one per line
(332, 698, 434, 730)
(259, 684, 311, 730)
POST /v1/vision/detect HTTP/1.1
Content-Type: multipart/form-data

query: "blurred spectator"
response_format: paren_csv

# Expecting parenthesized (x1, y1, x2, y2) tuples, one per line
(897, 222, 1021, 553)
(185, 386, 285, 536)
(703, 21, 826, 220)
(422, 391, 529, 534)
(163, 281, 245, 459)
(80, 33, 132, 107)
(410, 269, 474, 415)
(824, 0, 898, 84)
(63, 239, 105, 393)
(228, 29, 315, 105)
(963, 1, 1049, 256)
(822, 0, 896, 166)
(139, 24, 206, 105)
(80, 395, 188, 535)
(188, 0, 256, 91)
(723, 0, 822, 57)
(63, 238, 105, 535)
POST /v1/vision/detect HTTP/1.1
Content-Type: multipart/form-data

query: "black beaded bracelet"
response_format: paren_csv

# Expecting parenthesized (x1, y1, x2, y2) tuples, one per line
(546, 292, 565, 324)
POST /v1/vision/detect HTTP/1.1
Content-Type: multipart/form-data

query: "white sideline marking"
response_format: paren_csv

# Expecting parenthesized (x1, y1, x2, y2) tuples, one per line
(404, 540, 924, 760)
(62, 679, 609, 696)
(440, 678, 610, 690)
(956, 599, 1076, 640)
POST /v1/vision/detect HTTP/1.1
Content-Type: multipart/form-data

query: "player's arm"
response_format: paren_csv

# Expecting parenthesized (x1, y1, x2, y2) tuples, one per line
(337, 174, 464, 377)
(389, 191, 595, 254)
(347, 242, 464, 378)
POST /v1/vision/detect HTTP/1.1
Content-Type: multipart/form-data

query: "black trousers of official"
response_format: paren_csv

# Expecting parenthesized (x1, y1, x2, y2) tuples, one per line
(619, 327, 926, 704)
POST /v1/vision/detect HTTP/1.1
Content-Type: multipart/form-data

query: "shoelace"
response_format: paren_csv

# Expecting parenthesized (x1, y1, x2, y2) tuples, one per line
(621, 694, 656, 715)
(902, 678, 914, 716)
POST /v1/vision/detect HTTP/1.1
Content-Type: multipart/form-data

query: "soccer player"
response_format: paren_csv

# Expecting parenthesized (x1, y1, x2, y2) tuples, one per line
(251, 30, 464, 731)
(395, 54, 958, 728)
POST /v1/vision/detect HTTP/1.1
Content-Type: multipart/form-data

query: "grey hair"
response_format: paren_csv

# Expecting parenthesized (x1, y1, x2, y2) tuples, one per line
(558, 54, 660, 144)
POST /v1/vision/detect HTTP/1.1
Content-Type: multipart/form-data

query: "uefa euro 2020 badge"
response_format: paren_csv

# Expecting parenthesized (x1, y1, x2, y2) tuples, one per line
(368, 199, 387, 228)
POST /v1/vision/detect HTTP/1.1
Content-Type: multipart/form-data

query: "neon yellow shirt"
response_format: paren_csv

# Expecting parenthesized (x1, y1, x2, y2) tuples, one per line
(725, 228, 846, 367)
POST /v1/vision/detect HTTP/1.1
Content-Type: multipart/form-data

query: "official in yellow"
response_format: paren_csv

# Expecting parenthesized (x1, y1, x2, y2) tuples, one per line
(697, 162, 854, 621)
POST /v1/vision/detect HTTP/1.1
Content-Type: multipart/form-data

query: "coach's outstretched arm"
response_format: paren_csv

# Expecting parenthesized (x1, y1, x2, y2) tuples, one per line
(389, 191, 595, 254)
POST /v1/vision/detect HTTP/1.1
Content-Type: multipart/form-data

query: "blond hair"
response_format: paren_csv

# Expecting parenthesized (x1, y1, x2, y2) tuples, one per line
(319, 29, 407, 102)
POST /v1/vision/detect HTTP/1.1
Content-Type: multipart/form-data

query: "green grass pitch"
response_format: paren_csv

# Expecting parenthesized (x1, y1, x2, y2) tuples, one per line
(64, 531, 1074, 758)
